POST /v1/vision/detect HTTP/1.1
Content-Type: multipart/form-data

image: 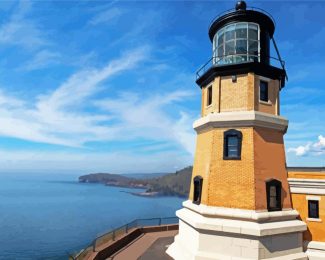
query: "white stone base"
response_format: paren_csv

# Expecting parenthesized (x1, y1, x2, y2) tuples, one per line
(306, 241, 325, 260)
(166, 203, 307, 260)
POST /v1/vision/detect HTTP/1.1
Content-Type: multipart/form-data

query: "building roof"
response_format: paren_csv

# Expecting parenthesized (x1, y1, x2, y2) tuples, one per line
(287, 167, 325, 172)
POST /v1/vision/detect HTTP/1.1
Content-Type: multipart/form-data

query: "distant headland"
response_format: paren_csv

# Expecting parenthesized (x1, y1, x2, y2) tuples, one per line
(78, 166, 192, 198)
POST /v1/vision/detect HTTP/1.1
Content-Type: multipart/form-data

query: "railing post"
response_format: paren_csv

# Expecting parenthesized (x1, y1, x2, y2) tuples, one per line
(112, 230, 115, 241)
(126, 223, 128, 233)
(158, 218, 162, 226)
(92, 239, 96, 252)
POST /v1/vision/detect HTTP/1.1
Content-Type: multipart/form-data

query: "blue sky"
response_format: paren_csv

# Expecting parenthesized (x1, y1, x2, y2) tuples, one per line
(0, 0, 323, 174)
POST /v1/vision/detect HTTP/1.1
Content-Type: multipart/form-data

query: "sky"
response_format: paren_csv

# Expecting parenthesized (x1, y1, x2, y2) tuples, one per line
(0, 0, 324, 174)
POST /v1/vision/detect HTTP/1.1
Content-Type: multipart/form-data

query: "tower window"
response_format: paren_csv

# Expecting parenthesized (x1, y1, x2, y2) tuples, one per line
(193, 176, 203, 205)
(308, 200, 319, 219)
(207, 86, 212, 106)
(266, 179, 282, 211)
(223, 129, 242, 160)
(260, 81, 269, 102)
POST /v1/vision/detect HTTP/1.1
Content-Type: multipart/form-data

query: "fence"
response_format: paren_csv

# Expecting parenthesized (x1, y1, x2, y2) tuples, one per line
(70, 216, 178, 260)
(196, 55, 286, 80)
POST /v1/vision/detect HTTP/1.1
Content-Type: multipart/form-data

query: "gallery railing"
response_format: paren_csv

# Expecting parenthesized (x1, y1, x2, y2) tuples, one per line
(69, 216, 178, 260)
(196, 55, 286, 80)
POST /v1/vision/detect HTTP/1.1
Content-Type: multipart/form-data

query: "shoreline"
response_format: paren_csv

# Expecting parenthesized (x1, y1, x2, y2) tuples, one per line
(126, 191, 160, 197)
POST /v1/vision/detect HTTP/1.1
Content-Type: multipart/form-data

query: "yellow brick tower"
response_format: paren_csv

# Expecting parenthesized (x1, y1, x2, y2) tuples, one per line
(167, 1, 308, 259)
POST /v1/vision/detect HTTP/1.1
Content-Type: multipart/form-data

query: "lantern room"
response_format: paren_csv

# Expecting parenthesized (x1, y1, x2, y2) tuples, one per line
(209, 1, 275, 66)
(197, 1, 287, 89)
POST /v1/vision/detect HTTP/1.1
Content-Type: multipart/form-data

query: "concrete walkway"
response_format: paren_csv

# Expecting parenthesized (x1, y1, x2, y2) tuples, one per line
(107, 230, 177, 260)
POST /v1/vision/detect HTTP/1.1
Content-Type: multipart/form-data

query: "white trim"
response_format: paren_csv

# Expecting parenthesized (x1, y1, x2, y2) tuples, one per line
(259, 100, 272, 106)
(307, 218, 322, 222)
(290, 188, 325, 195)
(306, 196, 321, 201)
(306, 241, 325, 260)
(182, 200, 298, 222)
(307, 241, 325, 251)
(193, 111, 288, 133)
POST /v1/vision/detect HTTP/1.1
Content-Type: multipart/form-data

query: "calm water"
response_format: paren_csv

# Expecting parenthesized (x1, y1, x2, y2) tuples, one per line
(0, 173, 184, 260)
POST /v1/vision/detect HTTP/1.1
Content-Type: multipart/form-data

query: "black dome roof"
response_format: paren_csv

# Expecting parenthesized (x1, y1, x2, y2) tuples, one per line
(208, 3, 275, 42)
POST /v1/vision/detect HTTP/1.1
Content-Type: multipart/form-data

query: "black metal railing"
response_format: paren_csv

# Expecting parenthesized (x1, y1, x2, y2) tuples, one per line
(209, 6, 276, 30)
(196, 54, 286, 79)
(69, 216, 178, 260)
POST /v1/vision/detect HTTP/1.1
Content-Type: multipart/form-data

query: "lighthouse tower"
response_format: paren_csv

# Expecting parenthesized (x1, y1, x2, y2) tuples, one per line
(167, 1, 307, 259)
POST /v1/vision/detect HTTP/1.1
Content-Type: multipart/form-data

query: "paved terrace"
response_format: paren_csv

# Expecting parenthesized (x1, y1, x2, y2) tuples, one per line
(107, 230, 176, 260)
(80, 224, 178, 260)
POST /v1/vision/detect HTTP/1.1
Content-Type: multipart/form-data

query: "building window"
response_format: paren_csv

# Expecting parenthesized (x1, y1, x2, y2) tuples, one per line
(308, 200, 319, 219)
(207, 86, 212, 106)
(266, 179, 282, 211)
(260, 81, 269, 102)
(213, 22, 260, 65)
(223, 129, 242, 160)
(193, 176, 203, 205)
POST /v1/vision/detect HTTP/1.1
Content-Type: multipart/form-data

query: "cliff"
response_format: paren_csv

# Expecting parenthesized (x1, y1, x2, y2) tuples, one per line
(79, 166, 192, 197)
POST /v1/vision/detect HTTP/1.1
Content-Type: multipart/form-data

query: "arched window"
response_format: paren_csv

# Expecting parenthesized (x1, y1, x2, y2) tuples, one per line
(223, 129, 242, 160)
(193, 176, 203, 205)
(266, 179, 282, 211)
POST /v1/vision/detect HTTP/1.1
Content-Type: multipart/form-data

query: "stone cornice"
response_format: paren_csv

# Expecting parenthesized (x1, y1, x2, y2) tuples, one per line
(288, 178, 325, 195)
(177, 206, 306, 237)
(193, 111, 288, 133)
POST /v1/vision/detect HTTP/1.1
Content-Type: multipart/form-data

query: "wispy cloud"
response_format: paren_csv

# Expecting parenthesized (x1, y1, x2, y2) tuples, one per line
(88, 7, 123, 26)
(109, 9, 166, 47)
(19, 50, 61, 71)
(0, 45, 196, 155)
(95, 89, 196, 154)
(288, 62, 325, 83)
(0, 0, 47, 49)
(0, 47, 150, 147)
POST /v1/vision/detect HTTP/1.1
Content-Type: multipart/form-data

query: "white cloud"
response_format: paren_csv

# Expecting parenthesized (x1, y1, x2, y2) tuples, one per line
(37, 47, 149, 111)
(0, 0, 47, 49)
(89, 7, 123, 26)
(288, 143, 311, 156)
(0, 45, 196, 156)
(20, 50, 61, 71)
(313, 135, 325, 155)
(94, 89, 196, 154)
(0, 47, 150, 147)
(288, 135, 325, 156)
(109, 9, 166, 47)
(316, 135, 325, 147)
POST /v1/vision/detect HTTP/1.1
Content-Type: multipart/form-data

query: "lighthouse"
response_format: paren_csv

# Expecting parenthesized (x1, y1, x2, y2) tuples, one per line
(167, 1, 308, 259)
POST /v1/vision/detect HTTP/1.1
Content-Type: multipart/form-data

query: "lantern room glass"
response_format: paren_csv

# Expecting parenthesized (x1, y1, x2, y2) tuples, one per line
(213, 22, 260, 65)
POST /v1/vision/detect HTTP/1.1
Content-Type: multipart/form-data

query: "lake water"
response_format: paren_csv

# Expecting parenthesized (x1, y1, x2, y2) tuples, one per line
(0, 173, 184, 260)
